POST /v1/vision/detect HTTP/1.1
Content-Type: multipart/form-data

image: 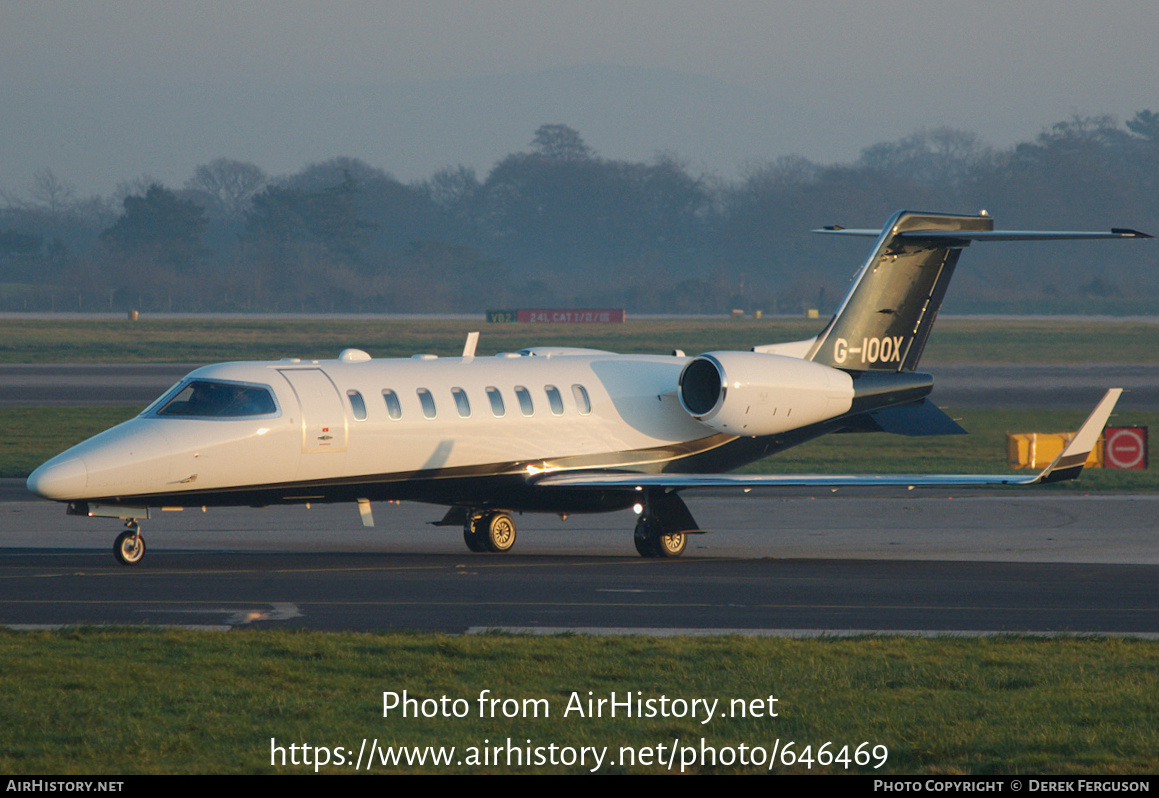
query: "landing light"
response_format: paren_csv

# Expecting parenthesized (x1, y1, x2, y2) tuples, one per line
(632, 503, 643, 515)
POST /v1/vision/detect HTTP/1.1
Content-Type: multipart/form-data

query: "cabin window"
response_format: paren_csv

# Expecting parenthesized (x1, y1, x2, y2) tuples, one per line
(515, 386, 534, 416)
(452, 387, 471, 418)
(545, 385, 564, 416)
(486, 386, 505, 417)
(572, 384, 592, 415)
(382, 389, 402, 420)
(155, 380, 277, 418)
(347, 390, 367, 420)
(417, 388, 437, 419)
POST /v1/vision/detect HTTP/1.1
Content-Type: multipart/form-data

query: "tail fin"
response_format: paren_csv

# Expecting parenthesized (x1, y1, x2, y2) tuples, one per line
(806, 210, 989, 372)
(804, 210, 1151, 373)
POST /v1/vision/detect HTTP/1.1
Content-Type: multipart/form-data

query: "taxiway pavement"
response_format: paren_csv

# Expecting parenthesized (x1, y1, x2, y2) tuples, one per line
(2, 489, 1155, 635)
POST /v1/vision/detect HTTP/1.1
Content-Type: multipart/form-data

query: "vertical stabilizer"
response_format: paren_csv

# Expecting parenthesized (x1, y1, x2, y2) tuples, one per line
(807, 210, 992, 372)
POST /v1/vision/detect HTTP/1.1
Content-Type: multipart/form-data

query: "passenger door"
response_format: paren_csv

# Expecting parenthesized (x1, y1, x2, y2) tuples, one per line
(278, 369, 348, 454)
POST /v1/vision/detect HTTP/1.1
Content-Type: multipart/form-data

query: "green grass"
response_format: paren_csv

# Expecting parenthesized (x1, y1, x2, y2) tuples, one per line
(0, 316, 1156, 363)
(0, 629, 1155, 775)
(0, 407, 139, 478)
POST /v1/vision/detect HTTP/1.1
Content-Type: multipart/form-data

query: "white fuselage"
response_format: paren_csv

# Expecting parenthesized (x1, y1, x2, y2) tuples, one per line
(27, 348, 856, 508)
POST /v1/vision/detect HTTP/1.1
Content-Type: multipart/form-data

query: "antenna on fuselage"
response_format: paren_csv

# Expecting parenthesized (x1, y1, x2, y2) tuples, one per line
(462, 331, 480, 361)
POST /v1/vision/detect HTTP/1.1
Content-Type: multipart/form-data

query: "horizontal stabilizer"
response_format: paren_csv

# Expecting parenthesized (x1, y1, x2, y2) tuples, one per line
(813, 227, 1152, 241)
(897, 229, 1154, 241)
(807, 212, 1153, 375)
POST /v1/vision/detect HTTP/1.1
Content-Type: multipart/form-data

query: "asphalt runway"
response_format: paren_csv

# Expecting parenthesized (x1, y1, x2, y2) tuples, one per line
(2, 489, 1156, 635)
(2, 362, 1158, 410)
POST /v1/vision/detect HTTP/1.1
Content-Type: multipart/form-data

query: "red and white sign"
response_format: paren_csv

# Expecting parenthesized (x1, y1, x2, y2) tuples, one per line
(1104, 426, 1148, 470)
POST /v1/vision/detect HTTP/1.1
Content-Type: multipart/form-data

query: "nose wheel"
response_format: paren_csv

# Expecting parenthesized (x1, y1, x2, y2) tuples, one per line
(113, 521, 146, 565)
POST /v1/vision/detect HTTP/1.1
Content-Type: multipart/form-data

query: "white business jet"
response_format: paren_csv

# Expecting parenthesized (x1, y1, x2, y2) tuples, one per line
(26, 210, 1150, 564)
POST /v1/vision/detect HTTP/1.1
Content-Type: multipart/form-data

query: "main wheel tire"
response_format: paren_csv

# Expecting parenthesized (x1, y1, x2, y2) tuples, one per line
(634, 519, 660, 557)
(113, 529, 145, 565)
(485, 512, 516, 553)
(463, 516, 488, 552)
(634, 518, 687, 558)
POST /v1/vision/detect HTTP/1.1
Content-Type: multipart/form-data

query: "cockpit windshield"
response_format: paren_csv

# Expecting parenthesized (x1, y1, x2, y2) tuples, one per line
(153, 380, 278, 418)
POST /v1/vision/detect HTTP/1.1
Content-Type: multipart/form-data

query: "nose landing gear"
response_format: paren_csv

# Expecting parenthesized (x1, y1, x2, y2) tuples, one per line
(113, 521, 146, 565)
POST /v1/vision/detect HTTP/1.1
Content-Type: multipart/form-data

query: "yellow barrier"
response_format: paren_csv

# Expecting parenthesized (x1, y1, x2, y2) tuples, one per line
(1007, 432, 1104, 469)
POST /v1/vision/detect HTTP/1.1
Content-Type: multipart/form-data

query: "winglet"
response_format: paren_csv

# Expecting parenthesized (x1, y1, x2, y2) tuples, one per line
(1037, 389, 1122, 483)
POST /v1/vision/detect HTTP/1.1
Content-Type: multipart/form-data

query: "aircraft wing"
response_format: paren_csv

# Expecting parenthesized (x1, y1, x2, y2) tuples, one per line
(534, 390, 1122, 491)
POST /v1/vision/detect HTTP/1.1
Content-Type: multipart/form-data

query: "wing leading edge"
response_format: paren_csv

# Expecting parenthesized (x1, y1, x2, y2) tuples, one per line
(533, 390, 1122, 491)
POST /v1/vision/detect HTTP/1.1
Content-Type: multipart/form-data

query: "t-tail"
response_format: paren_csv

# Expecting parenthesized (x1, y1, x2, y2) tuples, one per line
(806, 210, 986, 372)
(795, 210, 1151, 373)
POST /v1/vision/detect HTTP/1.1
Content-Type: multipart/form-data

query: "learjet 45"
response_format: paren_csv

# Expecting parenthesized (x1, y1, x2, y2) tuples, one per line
(26, 210, 1150, 563)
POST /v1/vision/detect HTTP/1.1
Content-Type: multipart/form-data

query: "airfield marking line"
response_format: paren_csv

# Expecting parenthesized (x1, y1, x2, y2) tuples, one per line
(0, 599, 299, 605)
(6, 598, 1155, 616)
(0, 557, 741, 580)
(2, 592, 1159, 611)
(4, 624, 234, 631)
(245, 601, 1159, 614)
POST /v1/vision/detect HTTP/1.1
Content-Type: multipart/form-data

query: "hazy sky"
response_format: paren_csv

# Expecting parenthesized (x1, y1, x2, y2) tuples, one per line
(2, 1, 1156, 196)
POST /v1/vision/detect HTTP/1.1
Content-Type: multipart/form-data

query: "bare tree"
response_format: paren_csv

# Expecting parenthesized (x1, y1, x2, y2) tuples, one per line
(185, 158, 267, 218)
(29, 168, 77, 214)
(423, 165, 480, 212)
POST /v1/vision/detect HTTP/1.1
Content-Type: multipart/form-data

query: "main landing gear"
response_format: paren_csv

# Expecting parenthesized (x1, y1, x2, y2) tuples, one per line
(633, 517, 687, 558)
(632, 489, 699, 558)
(451, 490, 699, 558)
(113, 520, 146, 565)
(463, 511, 517, 553)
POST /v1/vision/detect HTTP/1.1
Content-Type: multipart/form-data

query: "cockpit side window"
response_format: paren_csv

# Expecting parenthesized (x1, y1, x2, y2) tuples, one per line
(155, 380, 278, 417)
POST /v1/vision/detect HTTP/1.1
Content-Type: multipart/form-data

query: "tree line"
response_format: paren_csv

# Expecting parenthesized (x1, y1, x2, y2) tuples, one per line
(1, 114, 1156, 315)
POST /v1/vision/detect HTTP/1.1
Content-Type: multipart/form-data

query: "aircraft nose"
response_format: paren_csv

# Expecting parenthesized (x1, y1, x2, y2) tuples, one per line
(27, 457, 88, 500)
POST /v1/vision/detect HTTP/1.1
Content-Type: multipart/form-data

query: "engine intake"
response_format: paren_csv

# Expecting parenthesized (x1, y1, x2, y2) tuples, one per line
(678, 351, 854, 437)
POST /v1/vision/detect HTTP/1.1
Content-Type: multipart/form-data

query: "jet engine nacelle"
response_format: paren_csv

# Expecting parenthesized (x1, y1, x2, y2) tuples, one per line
(678, 351, 855, 437)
